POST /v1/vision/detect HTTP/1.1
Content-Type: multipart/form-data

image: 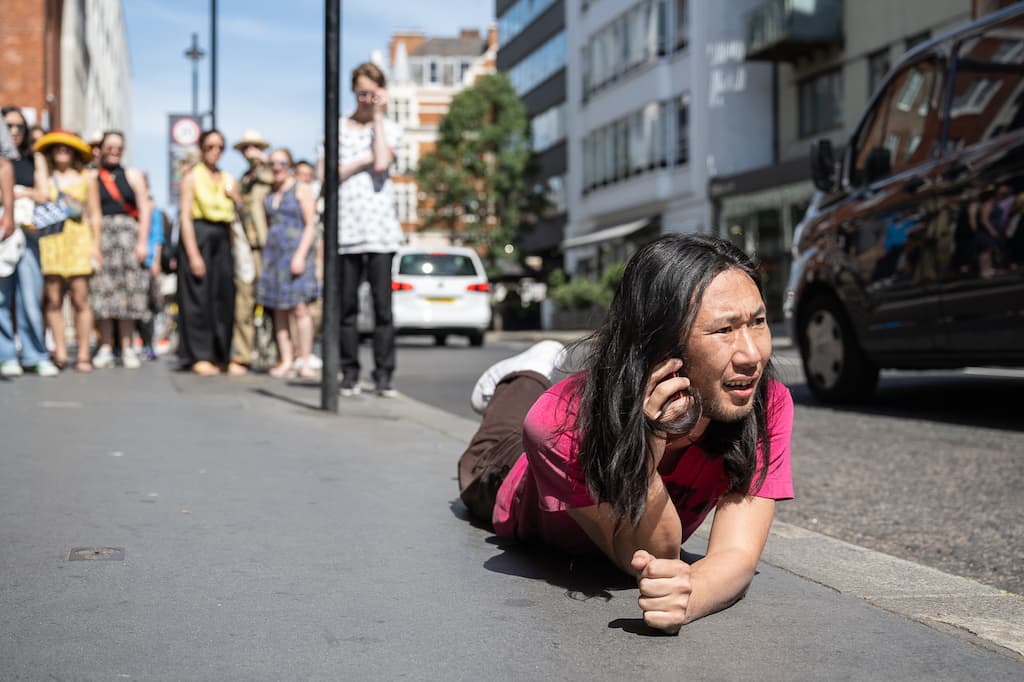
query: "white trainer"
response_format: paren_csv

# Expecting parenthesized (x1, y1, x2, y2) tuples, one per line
(121, 348, 141, 369)
(92, 346, 115, 369)
(33, 359, 60, 377)
(470, 340, 566, 415)
(1, 359, 24, 377)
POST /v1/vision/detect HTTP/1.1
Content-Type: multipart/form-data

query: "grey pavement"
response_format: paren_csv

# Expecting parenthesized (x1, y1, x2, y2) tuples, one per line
(1, 359, 1022, 680)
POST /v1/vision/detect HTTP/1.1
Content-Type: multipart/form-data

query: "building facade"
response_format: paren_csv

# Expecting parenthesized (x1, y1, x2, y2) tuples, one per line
(0, 0, 131, 138)
(386, 27, 498, 244)
(563, 0, 776, 281)
(712, 0, 1007, 319)
(495, 0, 569, 271)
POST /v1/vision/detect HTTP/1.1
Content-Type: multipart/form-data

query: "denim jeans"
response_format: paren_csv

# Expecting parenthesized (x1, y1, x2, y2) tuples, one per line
(0, 232, 48, 365)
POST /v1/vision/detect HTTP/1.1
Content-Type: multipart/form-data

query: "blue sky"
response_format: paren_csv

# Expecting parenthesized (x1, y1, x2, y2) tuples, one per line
(123, 0, 493, 210)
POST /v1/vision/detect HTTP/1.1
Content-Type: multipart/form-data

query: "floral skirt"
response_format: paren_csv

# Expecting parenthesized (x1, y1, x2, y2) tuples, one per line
(90, 214, 150, 320)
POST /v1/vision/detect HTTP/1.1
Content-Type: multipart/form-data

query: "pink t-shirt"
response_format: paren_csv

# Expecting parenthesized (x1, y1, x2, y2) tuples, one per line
(493, 376, 794, 554)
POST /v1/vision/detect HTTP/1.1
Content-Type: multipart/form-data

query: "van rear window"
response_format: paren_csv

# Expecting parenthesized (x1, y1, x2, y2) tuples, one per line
(398, 254, 480, 277)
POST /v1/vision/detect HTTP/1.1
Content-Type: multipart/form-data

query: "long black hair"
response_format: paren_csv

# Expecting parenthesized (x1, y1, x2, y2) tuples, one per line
(1, 106, 30, 157)
(570, 234, 776, 525)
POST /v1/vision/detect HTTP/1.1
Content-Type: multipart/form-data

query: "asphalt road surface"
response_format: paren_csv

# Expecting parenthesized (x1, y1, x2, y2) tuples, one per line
(388, 335, 1024, 596)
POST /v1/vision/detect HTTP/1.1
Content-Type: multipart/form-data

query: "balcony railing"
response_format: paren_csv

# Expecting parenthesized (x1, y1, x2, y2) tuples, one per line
(745, 0, 843, 62)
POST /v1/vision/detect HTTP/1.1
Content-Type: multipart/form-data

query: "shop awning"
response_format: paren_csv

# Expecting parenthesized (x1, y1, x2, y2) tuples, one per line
(560, 218, 650, 250)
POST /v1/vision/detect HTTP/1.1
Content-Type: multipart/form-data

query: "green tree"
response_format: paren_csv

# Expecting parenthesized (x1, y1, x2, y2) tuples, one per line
(415, 73, 544, 259)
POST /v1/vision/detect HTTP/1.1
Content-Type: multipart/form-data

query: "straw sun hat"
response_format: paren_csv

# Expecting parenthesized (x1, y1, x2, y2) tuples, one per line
(34, 129, 93, 163)
(233, 129, 270, 152)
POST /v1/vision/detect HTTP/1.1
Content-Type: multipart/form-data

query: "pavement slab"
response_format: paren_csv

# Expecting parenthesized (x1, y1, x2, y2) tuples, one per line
(1, 362, 1021, 680)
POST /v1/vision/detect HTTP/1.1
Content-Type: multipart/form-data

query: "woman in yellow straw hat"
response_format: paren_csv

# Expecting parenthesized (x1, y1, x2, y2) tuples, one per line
(34, 129, 100, 372)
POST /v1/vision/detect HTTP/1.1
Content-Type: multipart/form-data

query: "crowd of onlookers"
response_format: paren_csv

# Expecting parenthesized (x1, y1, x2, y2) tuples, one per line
(1, 62, 408, 395)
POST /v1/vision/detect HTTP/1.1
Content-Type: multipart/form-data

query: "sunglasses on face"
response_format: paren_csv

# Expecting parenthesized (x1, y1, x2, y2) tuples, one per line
(355, 90, 376, 100)
(53, 144, 72, 153)
(6, 122, 26, 132)
(103, 147, 124, 154)
(269, 161, 290, 169)
(203, 144, 225, 151)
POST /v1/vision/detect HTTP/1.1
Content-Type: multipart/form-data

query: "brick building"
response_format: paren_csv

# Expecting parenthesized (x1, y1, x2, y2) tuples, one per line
(384, 25, 498, 243)
(0, 0, 131, 138)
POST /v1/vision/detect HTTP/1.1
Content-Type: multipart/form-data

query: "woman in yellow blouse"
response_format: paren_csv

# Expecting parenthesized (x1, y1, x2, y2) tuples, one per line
(177, 129, 238, 376)
(35, 130, 100, 372)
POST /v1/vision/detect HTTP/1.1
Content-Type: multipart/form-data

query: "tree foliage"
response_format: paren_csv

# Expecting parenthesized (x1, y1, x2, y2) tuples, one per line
(415, 73, 545, 257)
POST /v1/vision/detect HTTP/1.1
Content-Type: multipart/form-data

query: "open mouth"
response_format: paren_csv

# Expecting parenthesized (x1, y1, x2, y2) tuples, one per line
(723, 378, 758, 398)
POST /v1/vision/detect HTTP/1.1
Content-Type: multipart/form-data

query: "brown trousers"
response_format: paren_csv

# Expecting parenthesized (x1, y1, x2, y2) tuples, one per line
(457, 370, 551, 523)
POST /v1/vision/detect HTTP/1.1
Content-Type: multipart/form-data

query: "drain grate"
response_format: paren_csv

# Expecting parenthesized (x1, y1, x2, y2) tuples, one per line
(68, 547, 124, 561)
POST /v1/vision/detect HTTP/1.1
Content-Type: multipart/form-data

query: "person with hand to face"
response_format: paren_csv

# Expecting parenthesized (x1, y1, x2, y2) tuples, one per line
(177, 129, 238, 376)
(88, 131, 153, 370)
(35, 130, 101, 372)
(337, 62, 405, 397)
(255, 148, 320, 379)
(457, 234, 794, 634)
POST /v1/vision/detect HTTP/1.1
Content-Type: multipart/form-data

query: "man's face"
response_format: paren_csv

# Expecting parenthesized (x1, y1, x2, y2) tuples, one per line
(683, 268, 772, 424)
(295, 164, 313, 184)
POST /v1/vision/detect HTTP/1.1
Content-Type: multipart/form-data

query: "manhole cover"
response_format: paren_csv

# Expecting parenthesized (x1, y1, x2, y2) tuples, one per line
(68, 547, 124, 561)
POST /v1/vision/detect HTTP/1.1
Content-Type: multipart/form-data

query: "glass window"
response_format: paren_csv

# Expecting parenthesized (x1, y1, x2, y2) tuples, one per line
(583, 0, 667, 99)
(443, 62, 455, 86)
(677, 93, 689, 165)
(852, 59, 945, 184)
(410, 63, 424, 85)
(798, 69, 843, 137)
(460, 61, 471, 82)
(498, 0, 558, 45)
(398, 253, 480, 277)
(674, 0, 688, 50)
(868, 48, 890, 97)
(947, 14, 1024, 149)
(508, 31, 566, 95)
(531, 103, 566, 152)
(429, 61, 438, 83)
(546, 175, 567, 215)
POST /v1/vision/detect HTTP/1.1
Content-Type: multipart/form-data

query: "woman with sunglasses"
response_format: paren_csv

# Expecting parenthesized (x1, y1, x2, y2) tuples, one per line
(89, 131, 152, 369)
(0, 106, 58, 378)
(255, 148, 319, 379)
(177, 129, 239, 376)
(34, 130, 101, 372)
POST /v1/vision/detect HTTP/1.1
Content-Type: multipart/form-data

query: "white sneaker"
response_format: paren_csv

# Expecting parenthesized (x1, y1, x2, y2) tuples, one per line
(292, 354, 324, 372)
(121, 348, 141, 369)
(470, 340, 566, 415)
(33, 359, 60, 377)
(93, 346, 115, 368)
(1, 360, 24, 377)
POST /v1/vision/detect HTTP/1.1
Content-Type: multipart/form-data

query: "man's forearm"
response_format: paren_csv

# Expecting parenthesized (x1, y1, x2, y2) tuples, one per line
(684, 548, 758, 623)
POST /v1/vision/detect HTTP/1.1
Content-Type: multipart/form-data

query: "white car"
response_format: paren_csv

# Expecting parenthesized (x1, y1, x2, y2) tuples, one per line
(358, 247, 492, 346)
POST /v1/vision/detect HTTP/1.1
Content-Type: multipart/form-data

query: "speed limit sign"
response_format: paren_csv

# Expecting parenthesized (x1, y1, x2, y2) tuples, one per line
(171, 117, 201, 146)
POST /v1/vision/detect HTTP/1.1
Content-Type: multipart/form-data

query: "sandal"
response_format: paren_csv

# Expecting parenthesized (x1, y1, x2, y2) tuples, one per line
(75, 360, 93, 373)
(52, 357, 68, 371)
(268, 362, 293, 379)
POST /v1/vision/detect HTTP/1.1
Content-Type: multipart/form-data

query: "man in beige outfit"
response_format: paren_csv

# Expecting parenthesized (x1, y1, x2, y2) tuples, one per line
(227, 130, 274, 375)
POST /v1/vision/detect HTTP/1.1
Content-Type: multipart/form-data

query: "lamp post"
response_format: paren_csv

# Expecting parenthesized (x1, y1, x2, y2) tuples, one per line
(210, 0, 218, 129)
(321, 0, 341, 411)
(183, 33, 205, 117)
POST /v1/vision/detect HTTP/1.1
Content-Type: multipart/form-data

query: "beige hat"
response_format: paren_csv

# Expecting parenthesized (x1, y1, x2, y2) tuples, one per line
(233, 129, 270, 151)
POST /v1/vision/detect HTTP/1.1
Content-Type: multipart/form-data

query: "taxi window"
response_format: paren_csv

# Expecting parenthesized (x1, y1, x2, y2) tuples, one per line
(851, 59, 945, 186)
(946, 15, 1024, 150)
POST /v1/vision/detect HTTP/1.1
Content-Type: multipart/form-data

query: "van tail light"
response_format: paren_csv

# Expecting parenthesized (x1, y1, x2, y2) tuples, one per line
(392, 281, 414, 291)
(466, 283, 490, 293)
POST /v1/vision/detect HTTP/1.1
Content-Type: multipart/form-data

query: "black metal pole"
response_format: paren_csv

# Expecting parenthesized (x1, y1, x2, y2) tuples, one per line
(210, 0, 217, 129)
(321, 0, 341, 411)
